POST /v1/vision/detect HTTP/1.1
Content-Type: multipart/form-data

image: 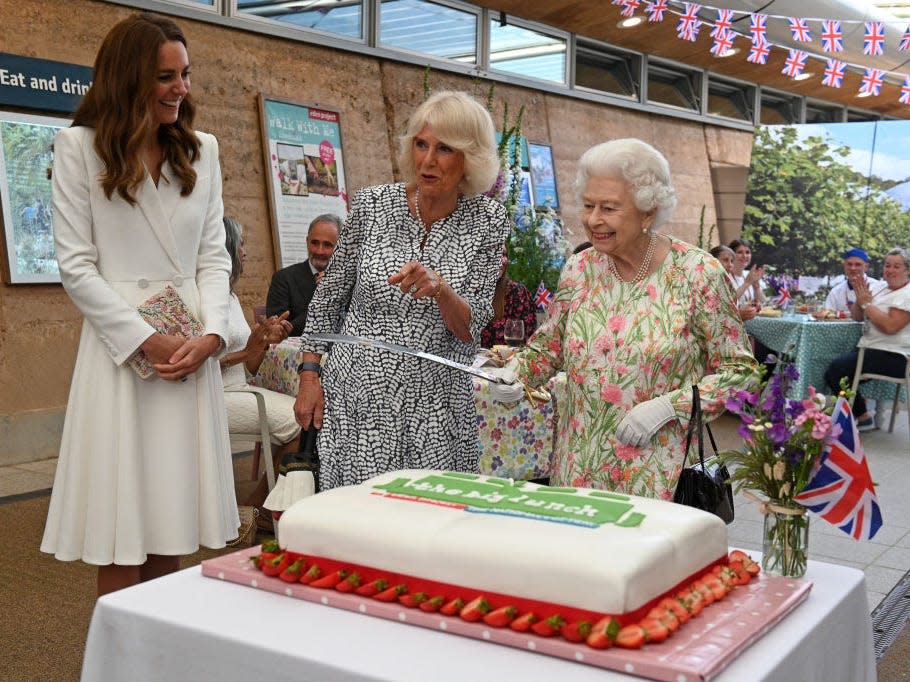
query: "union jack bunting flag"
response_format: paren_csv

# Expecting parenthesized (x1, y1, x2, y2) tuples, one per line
(677, 3, 701, 41)
(534, 282, 553, 313)
(782, 49, 808, 78)
(901, 75, 910, 104)
(711, 8, 733, 38)
(822, 59, 846, 88)
(864, 21, 886, 56)
(747, 39, 771, 65)
(900, 25, 910, 51)
(794, 397, 882, 541)
(788, 17, 812, 42)
(710, 29, 735, 56)
(860, 68, 885, 96)
(821, 19, 844, 52)
(749, 14, 768, 44)
(646, 0, 668, 22)
(619, 0, 641, 18)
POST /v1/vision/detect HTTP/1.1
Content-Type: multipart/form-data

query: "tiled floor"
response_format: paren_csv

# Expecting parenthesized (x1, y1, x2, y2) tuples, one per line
(4, 412, 908, 611)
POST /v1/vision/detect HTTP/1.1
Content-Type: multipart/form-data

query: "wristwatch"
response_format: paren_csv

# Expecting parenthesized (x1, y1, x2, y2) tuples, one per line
(298, 361, 323, 376)
(860, 301, 871, 311)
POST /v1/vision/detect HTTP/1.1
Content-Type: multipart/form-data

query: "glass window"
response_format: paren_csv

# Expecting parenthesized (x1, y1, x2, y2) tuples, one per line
(806, 103, 844, 123)
(574, 39, 639, 99)
(707, 79, 753, 122)
(760, 93, 799, 125)
(489, 19, 566, 84)
(236, 0, 363, 40)
(647, 63, 699, 111)
(379, 0, 477, 62)
(846, 109, 879, 122)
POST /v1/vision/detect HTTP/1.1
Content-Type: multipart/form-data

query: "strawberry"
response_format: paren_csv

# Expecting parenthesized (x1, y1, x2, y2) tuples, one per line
(647, 607, 679, 632)
(531, 615, 565, 637)
(483, 605, 518, 628)
(693, 579, 716, 605)
(310, 569, 347, 589)
(560, 620, 593, 643)
(439, 598, 465, 616)
(659, 598, 690, 624)
(615, 625, 646, 649)
(640, 617, 670, 643)
(299, 564, 322, 585)
(260, 539, 281, 554)
(355, 578, 388, 597)
(459, 597, 491, 622)
(591, 616, 621, 640)
(586, 630, 613, 649)
(509, 612, 538, 632)
(335, 572, 361, 593)
(728, 549, 751, 564)
(373, 584, 407, 602)
(398, 592, 428, 608)
(703, 574, 729, 600)
(419, 596, 446, 613)
(261, 553, 291, 577)
(728, 562, 751, 585)
(278, 559, 305, 583)
(249, 554, 263, 570)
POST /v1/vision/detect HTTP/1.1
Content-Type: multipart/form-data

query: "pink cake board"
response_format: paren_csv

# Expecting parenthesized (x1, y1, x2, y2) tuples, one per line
(202, 547, 812, 682)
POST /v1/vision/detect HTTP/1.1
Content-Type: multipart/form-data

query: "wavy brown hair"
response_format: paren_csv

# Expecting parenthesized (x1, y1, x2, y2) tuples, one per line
(73, 12, 200, 205)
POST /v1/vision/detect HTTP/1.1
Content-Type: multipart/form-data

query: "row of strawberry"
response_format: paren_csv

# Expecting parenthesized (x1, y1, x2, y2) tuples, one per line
(250, 541, 760, 650)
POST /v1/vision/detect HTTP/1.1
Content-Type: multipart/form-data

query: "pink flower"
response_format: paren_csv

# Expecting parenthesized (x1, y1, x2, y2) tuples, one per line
(615, 443, 639, 461)
(594, 335, 613, 354)
(567, 338, 586, 354)
(600, 383, 623, 404)
(610, 465, 624, 483)
(608, 315, 626, 333)
(647, 284, 657, 300)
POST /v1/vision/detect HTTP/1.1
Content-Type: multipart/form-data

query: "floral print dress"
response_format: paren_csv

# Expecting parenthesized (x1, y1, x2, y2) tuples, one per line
(517, 238, 760, 499)
(480, 279, 538, 348)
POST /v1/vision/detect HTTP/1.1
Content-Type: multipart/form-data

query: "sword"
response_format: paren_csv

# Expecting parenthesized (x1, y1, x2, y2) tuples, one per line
(303, 333, 509, 384)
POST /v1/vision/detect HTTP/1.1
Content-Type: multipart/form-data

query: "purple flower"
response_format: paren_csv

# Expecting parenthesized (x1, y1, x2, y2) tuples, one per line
(768, 422, 791, 445)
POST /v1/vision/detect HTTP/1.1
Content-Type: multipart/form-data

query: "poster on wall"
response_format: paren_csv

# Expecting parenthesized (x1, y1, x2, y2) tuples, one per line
(258, 95, 348, 269)
(528, 142, 558, 209)
(0, 110, 71, 284)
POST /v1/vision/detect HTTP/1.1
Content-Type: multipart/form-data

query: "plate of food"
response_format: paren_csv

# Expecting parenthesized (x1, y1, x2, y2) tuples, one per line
(757, 307, 783, 317)
(811, 309, 849, 321)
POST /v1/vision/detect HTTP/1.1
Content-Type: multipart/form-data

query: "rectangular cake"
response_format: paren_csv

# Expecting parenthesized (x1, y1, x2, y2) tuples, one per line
(276, 470, 732, 623)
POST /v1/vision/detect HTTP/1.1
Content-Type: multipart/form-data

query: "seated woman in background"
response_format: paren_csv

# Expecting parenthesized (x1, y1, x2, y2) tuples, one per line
(221, 218, 299, 508)
(825, 247, 910, 432)
(729, 238, 766, 308)
(710, 245, 757, 322)
(480, 247, 537, 348)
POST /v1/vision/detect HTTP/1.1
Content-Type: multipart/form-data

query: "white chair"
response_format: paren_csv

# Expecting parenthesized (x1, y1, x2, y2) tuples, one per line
(224, 385, 276, 490)
(849, 343, 910, 434)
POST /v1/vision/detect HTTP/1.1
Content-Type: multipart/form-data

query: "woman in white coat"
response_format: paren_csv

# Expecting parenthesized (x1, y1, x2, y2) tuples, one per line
(41, 13, 238, 596)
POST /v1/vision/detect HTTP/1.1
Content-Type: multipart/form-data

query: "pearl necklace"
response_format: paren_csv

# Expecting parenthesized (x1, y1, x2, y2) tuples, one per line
(414, 187, 426, 228)
(608, 233, 656, 285)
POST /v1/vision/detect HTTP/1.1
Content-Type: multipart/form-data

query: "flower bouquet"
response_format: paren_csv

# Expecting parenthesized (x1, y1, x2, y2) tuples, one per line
(718, 363, 842, 577)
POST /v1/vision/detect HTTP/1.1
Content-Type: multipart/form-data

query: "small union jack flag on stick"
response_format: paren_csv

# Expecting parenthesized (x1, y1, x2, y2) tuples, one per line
(863, 21, 885, 56)
(794, 397, 883, 541)
(822, 59, 846, 88)
(860, 68, 884, 96)
(534, 282, 553, 313)
(788, 17, 811, 42)
(821, 19, 844, 52)
(747, 39, 771, 65)
(646, 0, 668, 22)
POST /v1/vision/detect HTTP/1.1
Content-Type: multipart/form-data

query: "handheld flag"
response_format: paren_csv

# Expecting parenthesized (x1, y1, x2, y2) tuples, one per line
(774, 288, 791, 307)
(794, 397, 882, 540)
(534, 282, 553, 313)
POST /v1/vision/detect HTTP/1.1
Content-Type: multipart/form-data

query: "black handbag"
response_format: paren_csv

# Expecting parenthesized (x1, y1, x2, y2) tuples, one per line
(673, 385, 735, 524)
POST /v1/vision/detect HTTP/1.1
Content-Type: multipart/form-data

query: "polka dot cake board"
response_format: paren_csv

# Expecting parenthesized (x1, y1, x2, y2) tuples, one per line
(202, 547, 811, 682)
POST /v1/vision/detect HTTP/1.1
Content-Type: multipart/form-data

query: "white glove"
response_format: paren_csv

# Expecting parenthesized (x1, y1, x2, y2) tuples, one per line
(486, 366, 526, 403)
(616, 395, 677, 447)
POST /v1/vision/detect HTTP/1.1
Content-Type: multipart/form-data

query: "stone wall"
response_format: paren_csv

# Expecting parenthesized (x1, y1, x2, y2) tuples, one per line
(0, 0, 754, 464)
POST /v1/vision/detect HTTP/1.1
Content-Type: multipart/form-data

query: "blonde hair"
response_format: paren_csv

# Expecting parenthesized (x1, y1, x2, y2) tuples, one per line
(575, 138, 677, 230)
(397, 91, 499, 196)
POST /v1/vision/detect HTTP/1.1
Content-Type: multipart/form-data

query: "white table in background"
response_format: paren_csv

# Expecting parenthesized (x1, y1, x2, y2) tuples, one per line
(81, 556, 876, 682)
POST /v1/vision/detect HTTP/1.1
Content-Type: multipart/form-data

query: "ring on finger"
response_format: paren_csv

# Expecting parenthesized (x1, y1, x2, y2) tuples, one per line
(409, 284, 418, 294)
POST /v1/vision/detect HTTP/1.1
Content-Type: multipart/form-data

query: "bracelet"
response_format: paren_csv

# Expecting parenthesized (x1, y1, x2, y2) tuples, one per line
(430, 270, 445, 300)
(860, 302, 871, 311)
(298, 361, 323, 376)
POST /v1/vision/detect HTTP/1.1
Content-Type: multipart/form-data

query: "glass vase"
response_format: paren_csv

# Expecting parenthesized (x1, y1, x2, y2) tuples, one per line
(761, 500, 810, 578)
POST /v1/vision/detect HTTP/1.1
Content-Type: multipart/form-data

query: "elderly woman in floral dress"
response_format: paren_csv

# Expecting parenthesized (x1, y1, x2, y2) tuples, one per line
(503, 139, 761, 499)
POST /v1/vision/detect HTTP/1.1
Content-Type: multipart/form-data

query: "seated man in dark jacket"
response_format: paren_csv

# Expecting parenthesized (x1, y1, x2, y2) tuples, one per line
(266, 213, 341, 336)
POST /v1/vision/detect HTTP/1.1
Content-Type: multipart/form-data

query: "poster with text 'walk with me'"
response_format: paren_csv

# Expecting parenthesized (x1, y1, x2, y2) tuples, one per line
(259, 95, 348, 269)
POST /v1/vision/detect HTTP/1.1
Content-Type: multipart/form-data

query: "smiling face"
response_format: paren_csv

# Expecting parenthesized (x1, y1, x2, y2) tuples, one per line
(581, 175, 653, 259)
(412, 123, 465, 203)
(149, 40, 190, 128)
(307, 220, 340, 272)
(733, 244, 752, 270)
(716, 250, 735, 275)
(882, 254, 910, 289)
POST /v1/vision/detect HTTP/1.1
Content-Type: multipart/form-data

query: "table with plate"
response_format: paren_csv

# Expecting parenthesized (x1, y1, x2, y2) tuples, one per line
(745, 314, 895, 402)
(250, 340, 555, 481)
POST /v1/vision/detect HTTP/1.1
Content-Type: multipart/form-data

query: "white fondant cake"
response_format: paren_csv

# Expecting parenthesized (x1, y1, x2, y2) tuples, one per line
(277, 469, 728, 615)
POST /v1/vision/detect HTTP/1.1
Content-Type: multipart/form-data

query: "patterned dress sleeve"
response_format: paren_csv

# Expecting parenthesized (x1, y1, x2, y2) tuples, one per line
(300, 188, 364, 355)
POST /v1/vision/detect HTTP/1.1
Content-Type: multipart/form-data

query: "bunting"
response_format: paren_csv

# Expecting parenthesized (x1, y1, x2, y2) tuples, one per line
(645, 0, 668, 23)
(788, 17, 811, 42)
(822, 59, 846, 88)
(749, 14, 768, 45)
(864, 21, 886, 56)
(821, 19, 844, 53)
(676, 3, 701, 41)
(782, 49, 808, 78)
(901, 25, 910, 51)
(861, 68, 885, 96)
(711, 29, 735, 56)
(747, 38, 771, 65)
(620, 0, 642, 18)
(901, 75, 910, 104)
(712, 8, 733, 37)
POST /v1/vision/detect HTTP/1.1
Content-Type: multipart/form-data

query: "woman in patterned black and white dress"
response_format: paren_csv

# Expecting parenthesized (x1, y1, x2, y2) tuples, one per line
(294, 91, 510, 490)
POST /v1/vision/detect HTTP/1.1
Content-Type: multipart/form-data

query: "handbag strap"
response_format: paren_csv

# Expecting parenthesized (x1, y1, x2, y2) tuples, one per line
(682, 385, 708, 471)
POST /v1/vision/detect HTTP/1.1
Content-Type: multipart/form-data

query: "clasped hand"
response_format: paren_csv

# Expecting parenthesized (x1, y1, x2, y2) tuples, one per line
(146, 332, 222, 382)
(615, 395, 677, 447)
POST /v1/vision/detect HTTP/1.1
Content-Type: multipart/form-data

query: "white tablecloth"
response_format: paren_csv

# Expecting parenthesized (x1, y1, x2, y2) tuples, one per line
(81, 556, 875, 682)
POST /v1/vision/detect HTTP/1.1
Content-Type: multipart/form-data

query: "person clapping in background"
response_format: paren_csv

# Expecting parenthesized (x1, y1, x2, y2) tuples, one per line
(494, 139, 760, 499)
